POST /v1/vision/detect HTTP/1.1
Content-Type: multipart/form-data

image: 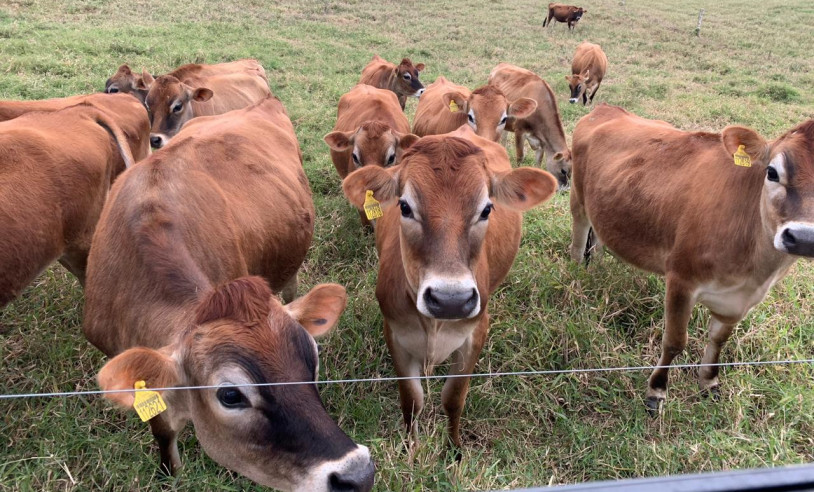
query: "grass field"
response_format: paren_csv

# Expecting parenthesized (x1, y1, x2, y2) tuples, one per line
(1, 0, 814, 490)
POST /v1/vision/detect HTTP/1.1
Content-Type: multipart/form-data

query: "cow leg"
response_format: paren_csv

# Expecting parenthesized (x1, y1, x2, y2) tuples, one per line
(149, 414, 182, 476)
(569, 191, 591, 263)
(514, 129, 525, 164)
(582, 90, 588, 105)
(646, 276, 695, 416)
(58, 247, 89, 286)
(398, 95, 407, 111)
(384, 321, 424, 438)
(280, 273, 298, 304)
(590, 83, 601, 104)
(698, 314, 737, 397)
(358, 209, 373, 232)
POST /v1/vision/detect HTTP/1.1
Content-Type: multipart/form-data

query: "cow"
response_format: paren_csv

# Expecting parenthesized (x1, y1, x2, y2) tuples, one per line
(358, 55, 426, 110)
(341, 129, 557, 452)
(104, 59, 267, 105)
(569, 104, 814, 414)
(488, 63, 572, 188)
(566, 42, 608, 105)
(0, 104, 136, 307)
(83, 97, 375, 490)
(413, 76, 538, 143)
(543, 3, 587, 30)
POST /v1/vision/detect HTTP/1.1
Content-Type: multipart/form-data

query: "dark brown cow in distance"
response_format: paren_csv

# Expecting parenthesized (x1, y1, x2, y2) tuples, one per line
(83, 97, 374, 491)
(570, 104, 814, 414)
(566, 42, 608, 105)
(0, 104, 135, 307)
(412, 76, 537, 142)
(543, 3, 587, 30)
(342, 129, 557, 451)
(358, 55, 426, 110)
(488, 63, 572, 188)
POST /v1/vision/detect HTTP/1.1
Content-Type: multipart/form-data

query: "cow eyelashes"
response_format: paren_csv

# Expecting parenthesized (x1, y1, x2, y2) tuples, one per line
(767, 166, 780, 182)
(216, 387, 248, 409)
(399, 200, 414, 219)
(480, 203, 493, 221)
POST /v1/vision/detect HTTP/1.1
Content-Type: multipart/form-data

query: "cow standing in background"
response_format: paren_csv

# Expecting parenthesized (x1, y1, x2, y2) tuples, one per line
(359, 55, 426, 110)
(543, 3, 587, 30)
(567, 42, 608, 105)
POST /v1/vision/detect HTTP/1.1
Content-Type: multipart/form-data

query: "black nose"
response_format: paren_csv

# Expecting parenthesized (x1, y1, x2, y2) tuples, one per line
(423, 286, 479, 319)
(781, 226, 814, 257)
(329, 460, 375, 492)
(150, 135, 163, 149)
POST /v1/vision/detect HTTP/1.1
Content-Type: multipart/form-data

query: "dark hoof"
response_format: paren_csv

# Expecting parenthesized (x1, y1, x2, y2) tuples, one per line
(645, 396, 663, 418)
(701, 385, 721, 401)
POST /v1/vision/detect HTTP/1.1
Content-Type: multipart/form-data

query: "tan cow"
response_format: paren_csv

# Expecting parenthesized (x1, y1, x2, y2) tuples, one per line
(83, 97, 375, 491)
(543, 3, 587, 30)
(488, 63, 572, 188)
(342, 129, 557, 450)
(413, 76, 537, 142)
(566, 42, 608, 105)
(0, 104, 135, 307)
(570, 104, 814, 414)
(358, 55, 426, 110)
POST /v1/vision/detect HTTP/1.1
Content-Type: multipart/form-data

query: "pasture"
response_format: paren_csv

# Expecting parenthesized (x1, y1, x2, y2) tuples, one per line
(1, 0, 813, 490)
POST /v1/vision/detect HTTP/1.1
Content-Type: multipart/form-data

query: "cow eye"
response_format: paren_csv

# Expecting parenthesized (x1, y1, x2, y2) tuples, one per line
(172, 103, 183, 113)
(499, 115, 508, 126)
(403, 73, 411, 80)
(767, 166, 780, 182)
(480, 203, 493, 221)
(107, 87, 119, 93)
(467, 112, 475, 123)
(386, 153, 396, 166)
(399, 199, 413, 218)
(352, 153, 360, 166)
(216, 387, 247, 408)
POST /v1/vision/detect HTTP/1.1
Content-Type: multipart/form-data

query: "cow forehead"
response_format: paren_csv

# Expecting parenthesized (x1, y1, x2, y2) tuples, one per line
(146, 77, 184, 106)
(400, 151, 490, 207)
(777, 120, 814, 180)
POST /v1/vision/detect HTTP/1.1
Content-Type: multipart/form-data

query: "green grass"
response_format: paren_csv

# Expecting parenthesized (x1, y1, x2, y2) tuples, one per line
(2, 0, 814, 490)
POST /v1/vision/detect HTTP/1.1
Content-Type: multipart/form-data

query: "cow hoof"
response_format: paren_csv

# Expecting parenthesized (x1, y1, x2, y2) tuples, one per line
(701, 385, 721, 401)
(645, 396, 663, 418)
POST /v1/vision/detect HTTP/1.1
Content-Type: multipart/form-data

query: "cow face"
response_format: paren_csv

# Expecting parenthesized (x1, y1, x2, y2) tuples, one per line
(343, 137, 557, 320)
(324, 121, 419, 171)
(565, 71, 590, 104)
(444, 85, 537, 142)
(98, 278, 375, 492)
(105, 64, 149, 104)
(144, 75, 213, 149)
(394, 58, 426, 99)
(723, 121, 814, 257)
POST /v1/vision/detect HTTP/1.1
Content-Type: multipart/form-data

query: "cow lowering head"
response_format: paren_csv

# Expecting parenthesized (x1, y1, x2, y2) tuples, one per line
(98, 277, 375, 492)
(144, 74, 213, 149)
(443, 85, 537, 142)
(393, 58, 426, 99)
(565, 71, 590, 104)
(723, 120, 814, 258)
(105, 64, 149, 104)
(324, 121, 419, 171)
(343, 136, 557, 320)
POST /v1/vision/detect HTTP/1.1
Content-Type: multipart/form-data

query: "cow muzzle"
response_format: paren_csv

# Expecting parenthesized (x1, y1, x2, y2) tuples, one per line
(150, 133, 167, 149)
(775, 222, 814, 257)
(417, 275, 480, 320)
(300, 445, 375, 492)
(569, 98, 578, 104)
(415, 88, 425, 98)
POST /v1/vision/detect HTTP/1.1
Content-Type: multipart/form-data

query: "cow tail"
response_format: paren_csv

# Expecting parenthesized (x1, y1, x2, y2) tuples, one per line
(92, 111, 136, 169)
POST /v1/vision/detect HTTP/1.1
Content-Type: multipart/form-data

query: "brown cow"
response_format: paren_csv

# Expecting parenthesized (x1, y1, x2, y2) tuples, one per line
(566, 42, 608, 105)
(570, 104, 814, 414)
(358, 55, 426, 110)
(488, 63, 572, 188)
(413, 76, 537, 142)
(342, 129, 557, 451)
(0, 104, 135, 307)
(543, 3, 587, 30)
(83, 97, 375, 490)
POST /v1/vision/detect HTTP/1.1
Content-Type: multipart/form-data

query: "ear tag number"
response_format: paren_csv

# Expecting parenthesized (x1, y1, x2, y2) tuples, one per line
(363, 190, 383, 220)
(133, 380, 167, 422)
(734, 145, 752, 167)
(449, 100, 459, 112)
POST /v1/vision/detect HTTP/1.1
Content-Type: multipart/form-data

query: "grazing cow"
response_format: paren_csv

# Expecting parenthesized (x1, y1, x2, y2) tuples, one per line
(84, 98, 375, 490)
(488, 63, 572, 188)
(570, 104, 814, 413)
(358, 55, 426, 110)
(342, 130, 557, 451)
(543, 3, 587, 30)
(413, 76, 537, 142)
(566, 42, 608, 105)
(0, 104, 135, 307)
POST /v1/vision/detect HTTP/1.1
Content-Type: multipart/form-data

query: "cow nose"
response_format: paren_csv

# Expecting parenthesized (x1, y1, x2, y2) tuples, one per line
(416, 88, 425, 97)
(328, 459, 375, 492)
(149, 134, 164, 149)
(779, 224, 814, 257)
(422, 286, 479, 319)
(569, 98, 577, 104)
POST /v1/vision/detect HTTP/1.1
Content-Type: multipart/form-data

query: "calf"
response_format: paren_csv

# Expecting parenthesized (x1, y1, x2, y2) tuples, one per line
(0, 104, 135, 307)
(488, 63, 572, 188)
(570, 104, 814, 413)
(543, 3, 586, 30)
(84, 97, 374, 490)
(413, 76, 537, 142)
(342, 130, 557, 450)
(566, 42, 608, 105)
(358, 55, 426, 110)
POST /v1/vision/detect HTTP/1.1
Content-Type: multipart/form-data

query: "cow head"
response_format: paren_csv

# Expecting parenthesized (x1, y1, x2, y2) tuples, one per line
(324, 121, 419, 171)
(144, 74, 213, 149)
(343, 136, 557, 320)
(98, 277, 375, 492)
(443, 85, 537, 142)
(565, 70, 590, 104)
(105, 64, 149, 105)
(723, 120, 814, 258)
(573, 7, 586, 19)
(393, 58, 426, 99)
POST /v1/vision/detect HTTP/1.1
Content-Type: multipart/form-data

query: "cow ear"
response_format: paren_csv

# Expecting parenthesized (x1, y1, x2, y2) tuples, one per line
(722, 126, 770, 166)
(118, 64, 132, 75)
(342, 164, 400, 209)
(323, 130, 355, 151)
(442, 91, 467, 113)
(396, 132, 420, 151)
(509, 97, 537, 119)
(582, 69, 591, 78)
(400, 58, 411, 66)
(192, 88, 213, 102)
(284, 284, 347, 338)
(565, 75, 572, 82)
(415, 63, 425, 72)
(492, 167, 557, 211)
(136, 71, 154, 90)
(98, 347, 179, 408)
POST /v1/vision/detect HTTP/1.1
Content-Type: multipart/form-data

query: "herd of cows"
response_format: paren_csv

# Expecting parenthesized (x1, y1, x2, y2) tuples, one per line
(2, 7, 814, 490)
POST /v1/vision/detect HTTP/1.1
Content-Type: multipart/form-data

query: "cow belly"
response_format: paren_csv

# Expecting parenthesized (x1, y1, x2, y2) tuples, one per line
(696, 269, 789, 320)
(390, 317, 476, 367)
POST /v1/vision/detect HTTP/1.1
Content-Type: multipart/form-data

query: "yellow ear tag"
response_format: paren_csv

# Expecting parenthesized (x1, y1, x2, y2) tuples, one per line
(363, 190, 383, 220)
(448, 100, 459, 113)
(133, 380, 167, 422)
(734, 145, 752, 167)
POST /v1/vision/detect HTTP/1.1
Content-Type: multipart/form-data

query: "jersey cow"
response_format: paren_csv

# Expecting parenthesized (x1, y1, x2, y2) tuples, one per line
(342, 129, 557, 451)
(566, 42, 608, 105)
(83, 98, 374, 491)
(412, 76, 537, 142)
(358, 55, 425, 110)
(0, 104, 136, 307)
(488, 63, 572, 188)
(543, 3, 586, 30)
(570, 104, 814, 414)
